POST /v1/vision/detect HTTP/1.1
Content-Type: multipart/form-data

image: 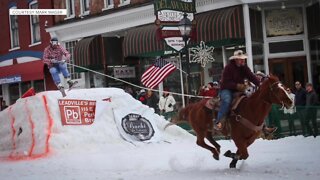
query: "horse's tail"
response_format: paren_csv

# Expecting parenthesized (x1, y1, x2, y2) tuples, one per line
(164, 104, 191, 130)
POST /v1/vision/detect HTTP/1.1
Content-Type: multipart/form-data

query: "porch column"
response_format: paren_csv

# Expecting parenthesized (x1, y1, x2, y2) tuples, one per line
(243, 4, 254, 71)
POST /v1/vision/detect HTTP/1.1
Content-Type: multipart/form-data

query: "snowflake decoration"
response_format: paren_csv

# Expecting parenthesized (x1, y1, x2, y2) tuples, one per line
(189, 41, 215, 67)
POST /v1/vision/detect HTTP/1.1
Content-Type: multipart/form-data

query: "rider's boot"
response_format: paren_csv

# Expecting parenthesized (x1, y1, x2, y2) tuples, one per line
(262, 125, 277, 135)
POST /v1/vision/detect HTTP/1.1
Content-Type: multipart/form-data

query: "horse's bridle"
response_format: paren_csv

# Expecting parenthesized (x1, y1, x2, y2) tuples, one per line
(264, 81, 286, 109)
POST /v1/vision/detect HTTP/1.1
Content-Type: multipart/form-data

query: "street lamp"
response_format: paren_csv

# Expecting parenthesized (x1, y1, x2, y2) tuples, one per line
(178, 13, 192, 96)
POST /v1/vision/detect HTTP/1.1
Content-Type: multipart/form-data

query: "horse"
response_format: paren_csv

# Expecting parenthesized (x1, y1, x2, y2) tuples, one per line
(167, 75, 294, 168)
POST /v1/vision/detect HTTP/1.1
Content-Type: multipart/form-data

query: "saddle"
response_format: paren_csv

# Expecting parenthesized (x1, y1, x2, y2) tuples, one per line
(204, 93, 247, 134)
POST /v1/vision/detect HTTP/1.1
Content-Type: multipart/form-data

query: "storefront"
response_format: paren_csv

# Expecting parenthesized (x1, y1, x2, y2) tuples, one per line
(0, 51, 53, 104)
(46, 0, 319, 103)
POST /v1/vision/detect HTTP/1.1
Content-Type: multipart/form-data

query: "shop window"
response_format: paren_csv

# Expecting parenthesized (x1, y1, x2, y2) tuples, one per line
(252, 43, 264, 73)
(80, 0, 90, 15)
(309, 38, 320, 93)
(65, 41, 81, 80)
(29, 1, 41, 44)
(119, 0, 130, 6)
(65, 0, 75, 18)
(269, 40, 304, 53)
(9, 83, 20, 104)
(33, 80, 45, 92)
(9, 6, 19, 49)
(21, 81, 32, 96)
(103, 0, 114, 10)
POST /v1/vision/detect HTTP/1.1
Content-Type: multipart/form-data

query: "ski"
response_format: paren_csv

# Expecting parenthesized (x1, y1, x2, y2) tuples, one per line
(59, 87, 67, 97)
(68, 81, 78, 91)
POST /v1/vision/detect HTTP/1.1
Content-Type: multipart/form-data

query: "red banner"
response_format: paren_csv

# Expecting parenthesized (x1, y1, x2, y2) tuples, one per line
(58, 99, 96, 125)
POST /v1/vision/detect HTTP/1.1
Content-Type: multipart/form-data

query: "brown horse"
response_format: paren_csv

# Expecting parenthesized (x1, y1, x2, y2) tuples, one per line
(168, 75, 293, 168)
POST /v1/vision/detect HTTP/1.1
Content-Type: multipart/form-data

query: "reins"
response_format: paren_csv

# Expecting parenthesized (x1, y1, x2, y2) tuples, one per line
(230, 80, 281, 132)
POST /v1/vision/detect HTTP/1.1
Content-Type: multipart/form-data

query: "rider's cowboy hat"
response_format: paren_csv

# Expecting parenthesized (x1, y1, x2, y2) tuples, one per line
(229, 50, 248, 60)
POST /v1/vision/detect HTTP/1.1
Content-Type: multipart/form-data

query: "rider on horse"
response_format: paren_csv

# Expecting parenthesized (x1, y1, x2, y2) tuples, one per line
(214, 50, 277, 134)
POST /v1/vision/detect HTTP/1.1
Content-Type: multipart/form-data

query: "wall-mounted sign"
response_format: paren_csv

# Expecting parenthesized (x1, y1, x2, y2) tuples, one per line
(58, 99, 96, 125)
(265, 8, 303, 37)
(157, 10, 194, 23)
(0, 75, 21, 85)
(154, 0, 195, 13)
(113, 67, 136, 78)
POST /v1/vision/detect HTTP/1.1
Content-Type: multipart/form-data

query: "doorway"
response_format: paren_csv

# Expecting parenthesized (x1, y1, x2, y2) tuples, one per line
(268, 56, 308, 90)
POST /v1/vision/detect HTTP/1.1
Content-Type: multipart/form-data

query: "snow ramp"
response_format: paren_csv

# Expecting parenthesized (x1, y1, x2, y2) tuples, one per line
(0, 88, 193, 160)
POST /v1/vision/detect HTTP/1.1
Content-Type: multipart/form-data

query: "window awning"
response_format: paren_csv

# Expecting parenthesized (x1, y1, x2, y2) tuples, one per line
(74, 35, 104, 72)
(123, 25, 167, 57)
(193, 5, 245, 47)
(0, 60, 44, 84)
(123, 6, 245, 57)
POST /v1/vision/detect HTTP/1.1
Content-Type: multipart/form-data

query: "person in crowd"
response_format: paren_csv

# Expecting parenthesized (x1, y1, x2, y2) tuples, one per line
(146, 90, 159, 114)
(1, 100, 8, 111)
(137, 89, 147, 105)
(214, 50, 276, 135)
(255, 71, 267, 82)
(158, 88, 176, 120)
(124, 85, 136, 98)
(199, 82, 219, 98)
(43, 37, 76, 90)
(244, 79, 255, 97)
(305, 83, 319, 137)
(293, 81, 307, 135)
(283, 88, 297, 136)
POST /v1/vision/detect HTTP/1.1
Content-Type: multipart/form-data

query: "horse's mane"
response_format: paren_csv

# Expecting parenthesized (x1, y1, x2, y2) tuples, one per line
(248, 74, 279, 99)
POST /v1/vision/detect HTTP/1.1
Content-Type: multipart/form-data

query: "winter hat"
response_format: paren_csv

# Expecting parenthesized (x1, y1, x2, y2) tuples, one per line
(140, 89, 146, 93)
(208, 82, 214, 87)
(213, 81, 219, 85)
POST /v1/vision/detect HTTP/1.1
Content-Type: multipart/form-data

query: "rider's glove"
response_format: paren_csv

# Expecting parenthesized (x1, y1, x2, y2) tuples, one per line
(50, 59, 58, 63)
(236, 83, 247, 92)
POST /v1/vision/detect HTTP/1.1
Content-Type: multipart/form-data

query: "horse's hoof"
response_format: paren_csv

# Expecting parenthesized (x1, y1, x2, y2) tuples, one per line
(224, 150, 232, 157)
(213, 154, 219, 161)
(229, 163, 236, 168)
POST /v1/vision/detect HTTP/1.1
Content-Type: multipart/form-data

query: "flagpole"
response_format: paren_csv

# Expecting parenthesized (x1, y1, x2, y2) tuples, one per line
(179, 53, 185, 107)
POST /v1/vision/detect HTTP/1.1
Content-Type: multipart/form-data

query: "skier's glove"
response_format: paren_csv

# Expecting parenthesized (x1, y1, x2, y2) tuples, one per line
(50, 59, 59, 63)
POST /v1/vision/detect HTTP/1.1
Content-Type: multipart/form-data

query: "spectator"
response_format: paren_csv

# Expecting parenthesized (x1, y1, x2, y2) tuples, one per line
(146, 90, 159, 114)
(124, 85, 136, 98)
(158, 88, 176, 120)
(199, 82, 218, 98)
(293, 81, 307, 135)
(137, 89, 147, 105)
(244, 79, 255, 97)
(305, 83, 319, 137)
(283, 88, 296, 136)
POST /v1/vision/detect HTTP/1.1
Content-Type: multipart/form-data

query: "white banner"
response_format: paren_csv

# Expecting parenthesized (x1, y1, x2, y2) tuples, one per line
(95, 100, 162, 144)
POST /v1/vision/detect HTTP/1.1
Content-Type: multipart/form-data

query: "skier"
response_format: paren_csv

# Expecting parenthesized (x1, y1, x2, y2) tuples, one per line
(43, 37, 77, 94)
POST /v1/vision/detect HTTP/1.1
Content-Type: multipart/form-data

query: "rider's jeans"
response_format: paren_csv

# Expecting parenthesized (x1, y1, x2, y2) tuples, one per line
(49, 63, 70, 85)
(216, 89, 233, 123)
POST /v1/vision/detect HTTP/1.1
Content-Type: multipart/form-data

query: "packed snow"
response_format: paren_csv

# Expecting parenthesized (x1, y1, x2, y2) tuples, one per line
(0, 88, 319, 180)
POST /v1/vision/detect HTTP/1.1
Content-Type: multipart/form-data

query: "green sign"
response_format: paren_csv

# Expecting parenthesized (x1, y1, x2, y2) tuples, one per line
(154, 0, 196, 13)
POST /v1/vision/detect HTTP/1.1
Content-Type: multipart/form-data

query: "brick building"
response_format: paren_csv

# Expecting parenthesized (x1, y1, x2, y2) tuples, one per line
(0, 0, 56, 105)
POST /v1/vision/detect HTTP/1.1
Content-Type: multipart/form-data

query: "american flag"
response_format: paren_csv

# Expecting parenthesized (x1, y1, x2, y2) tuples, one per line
(141, 58, 176, 89)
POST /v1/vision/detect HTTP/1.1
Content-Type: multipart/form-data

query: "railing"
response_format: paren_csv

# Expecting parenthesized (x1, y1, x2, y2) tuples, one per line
(267, 104, 320, 138)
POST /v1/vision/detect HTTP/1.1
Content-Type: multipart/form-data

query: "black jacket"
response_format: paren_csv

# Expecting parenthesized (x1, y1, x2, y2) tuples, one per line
(294, 88, 306, 106)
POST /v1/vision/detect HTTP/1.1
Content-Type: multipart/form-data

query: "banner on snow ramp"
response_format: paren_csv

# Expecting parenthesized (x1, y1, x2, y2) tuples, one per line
(58, 99, 96, 125)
